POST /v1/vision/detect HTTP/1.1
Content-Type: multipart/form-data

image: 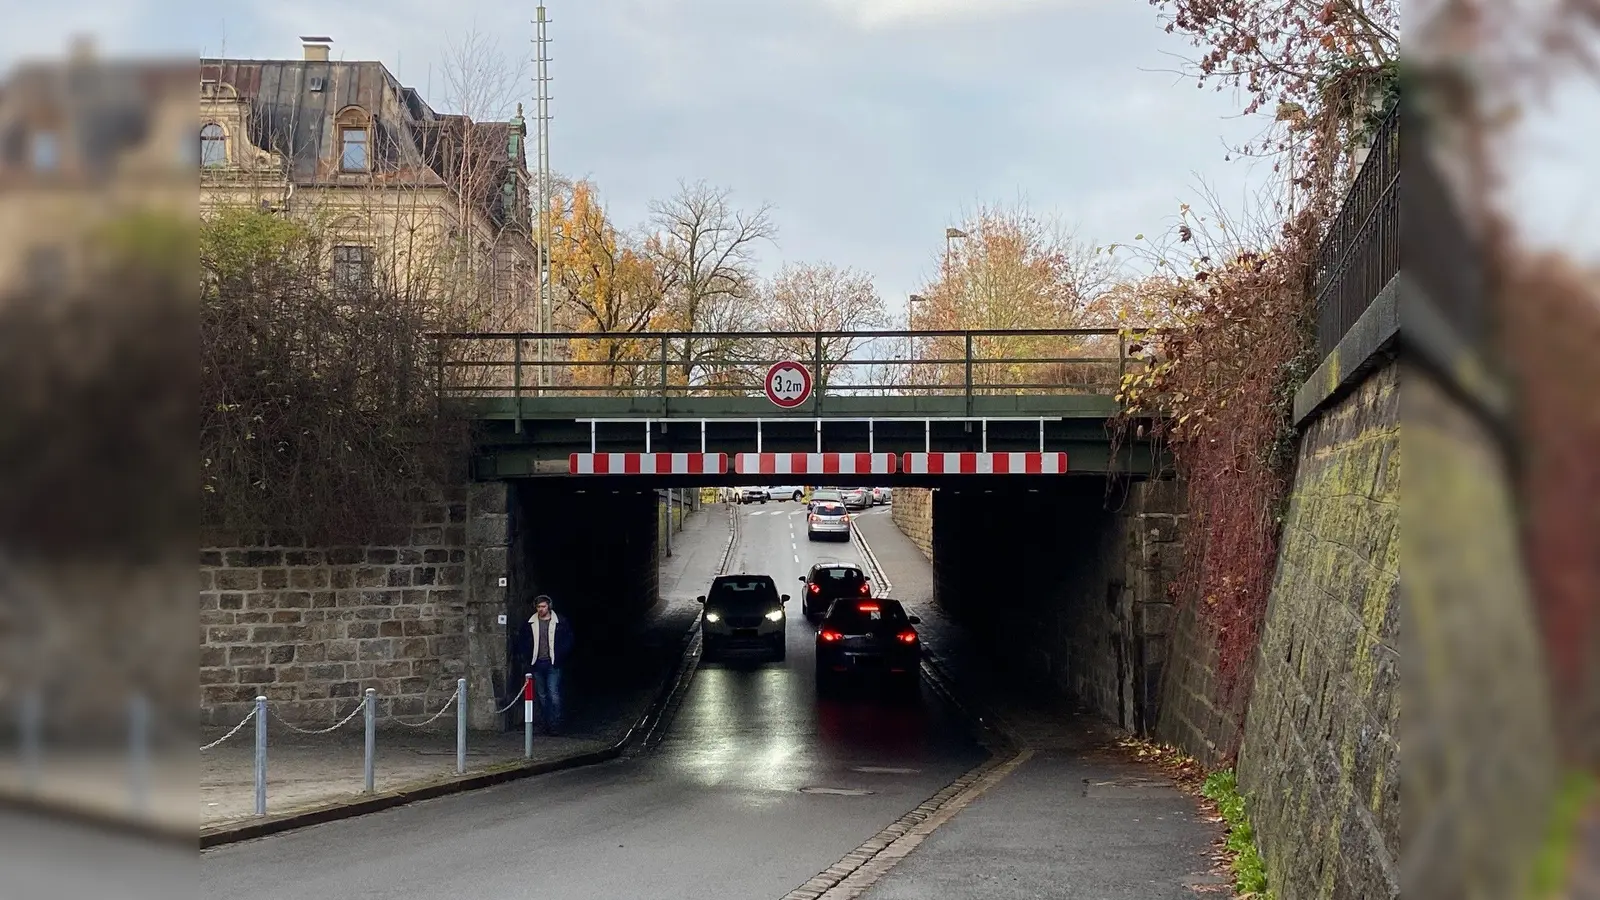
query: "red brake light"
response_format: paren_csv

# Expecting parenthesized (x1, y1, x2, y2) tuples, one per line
(859, 583, 870, 595)
(858, 602, 879, 612)
(809, 583, 820, 594)
(897, 630, 919, 644)
(819, 629, 843, 642)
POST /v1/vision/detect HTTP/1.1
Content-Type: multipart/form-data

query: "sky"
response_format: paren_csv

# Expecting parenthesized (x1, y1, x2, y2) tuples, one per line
(8, 0, 1593, 311)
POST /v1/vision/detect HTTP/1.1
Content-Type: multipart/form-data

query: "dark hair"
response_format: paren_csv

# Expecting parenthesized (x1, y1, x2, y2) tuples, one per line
(534, 595, 552, 607)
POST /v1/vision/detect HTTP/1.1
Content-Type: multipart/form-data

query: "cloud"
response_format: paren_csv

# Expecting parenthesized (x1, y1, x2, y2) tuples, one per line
(817, 0, 1083, 29)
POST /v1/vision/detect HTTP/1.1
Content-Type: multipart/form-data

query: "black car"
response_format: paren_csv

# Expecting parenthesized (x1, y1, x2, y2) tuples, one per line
(815, 597, 922, 696)
(797, 562, 871, 620)
(698, 574, 789, 662)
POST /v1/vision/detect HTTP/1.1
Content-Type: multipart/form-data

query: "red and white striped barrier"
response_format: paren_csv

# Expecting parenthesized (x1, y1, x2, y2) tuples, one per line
(901, 452, 1069, 475)
(734, 453, 899, 476)
(568, 453, 728, 475)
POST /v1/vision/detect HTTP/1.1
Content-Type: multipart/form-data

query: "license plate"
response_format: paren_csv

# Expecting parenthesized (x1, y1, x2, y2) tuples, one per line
(734, 628, 757, 637)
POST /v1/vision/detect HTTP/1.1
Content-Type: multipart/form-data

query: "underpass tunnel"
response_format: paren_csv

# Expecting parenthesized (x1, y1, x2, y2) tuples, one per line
(928, 477, 1176, 732)
(503, 480, 663, 722)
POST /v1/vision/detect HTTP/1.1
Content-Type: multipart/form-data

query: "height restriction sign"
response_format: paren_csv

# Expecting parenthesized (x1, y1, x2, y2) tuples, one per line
(764, 361, 813, 409)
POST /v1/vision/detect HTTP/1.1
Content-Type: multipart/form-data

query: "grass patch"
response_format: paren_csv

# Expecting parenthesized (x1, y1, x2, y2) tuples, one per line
(1201, 769, 1273, 899)
(1528, 769, 1597, 899)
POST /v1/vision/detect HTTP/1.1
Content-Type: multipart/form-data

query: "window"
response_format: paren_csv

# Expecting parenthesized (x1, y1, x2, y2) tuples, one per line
(332, 245, 371, 289)
(707, 577, 778, 607)
(827, 601, 908, 631)
(814, 504, 846, 517)
(30, 130, 59, 171)
(339, 126, 368, 171)
(200, 124, 227, 167)
(817, 568, 863, 583)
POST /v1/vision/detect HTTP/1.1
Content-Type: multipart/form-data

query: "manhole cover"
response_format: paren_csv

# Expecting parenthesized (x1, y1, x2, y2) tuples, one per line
(799, 786, 875, 796)
(851, 766, 919, 775)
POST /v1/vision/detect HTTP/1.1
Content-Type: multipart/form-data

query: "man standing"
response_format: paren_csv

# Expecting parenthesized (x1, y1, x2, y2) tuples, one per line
(527, 595, 574, 734)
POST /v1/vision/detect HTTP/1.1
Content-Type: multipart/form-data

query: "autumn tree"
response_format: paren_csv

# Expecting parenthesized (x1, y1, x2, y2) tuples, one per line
(910, 204, 1117, 393)
(760, 262, 889, 389)
(548, 179, 665, 389)
(645, 180, 776, 387)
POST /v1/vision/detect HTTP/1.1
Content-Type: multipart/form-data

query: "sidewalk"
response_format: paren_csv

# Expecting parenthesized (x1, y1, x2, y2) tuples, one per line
(850, 510, 1230, 899)
(192, 503, 729, 833)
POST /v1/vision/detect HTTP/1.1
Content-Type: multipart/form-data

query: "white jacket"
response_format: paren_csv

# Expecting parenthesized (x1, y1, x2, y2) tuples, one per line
(528, 611, 564, 667)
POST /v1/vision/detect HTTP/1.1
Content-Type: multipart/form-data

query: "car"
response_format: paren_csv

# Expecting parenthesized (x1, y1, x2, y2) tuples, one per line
(808, 488, 843, 509)
(806, 501, 851, 541)
(697, 574, 788, 662)
(766, 485, 805, 502)
(842, 488, 872, 510)
(738, 487, 767, 504)
(871, 487, 892, 506)
(815, 597, 922, 696)
(797, 562, 871, 620)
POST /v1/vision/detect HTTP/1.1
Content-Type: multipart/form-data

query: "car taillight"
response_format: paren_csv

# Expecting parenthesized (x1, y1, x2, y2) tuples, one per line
(809, 584, 820, 594)
(858, 602, 879, 612)
(897, 630, 919, 644)
(808, 514, 816, 522)
(858, 583, 870, 595)
(819, 629, 843, 642)
(842, 514, 850, 523)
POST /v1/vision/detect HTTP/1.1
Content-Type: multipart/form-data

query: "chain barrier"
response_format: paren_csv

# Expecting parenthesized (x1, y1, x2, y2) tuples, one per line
(200, 707, 256, 752)
(391, 692, 458, 728)
(496, 688, 526, 715)
(269, 696, 368, 735)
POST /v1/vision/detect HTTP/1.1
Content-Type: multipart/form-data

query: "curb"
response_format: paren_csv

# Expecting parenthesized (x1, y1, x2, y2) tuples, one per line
(194, 504, 742, 850)
(0, 789, 195, 848)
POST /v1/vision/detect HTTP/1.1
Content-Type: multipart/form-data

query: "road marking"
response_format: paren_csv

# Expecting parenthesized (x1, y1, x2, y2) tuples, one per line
(851, 766, 920, 775)
(793, 554, 800, 563)
(799, 786, 875, 796)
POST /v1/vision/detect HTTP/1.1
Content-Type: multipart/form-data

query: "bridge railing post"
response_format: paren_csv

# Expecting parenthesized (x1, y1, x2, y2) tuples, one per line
(964, 332, 974, 415)
(513, 337, 524, 434)
(813, 333, 824, 412)
(658, 335, 669, 403)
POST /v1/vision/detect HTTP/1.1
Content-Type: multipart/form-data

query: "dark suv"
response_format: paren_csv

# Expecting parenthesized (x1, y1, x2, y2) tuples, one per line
(815, 597, 922, 696)
(798, 563, 870, 620)
(698, 574, 788, 662)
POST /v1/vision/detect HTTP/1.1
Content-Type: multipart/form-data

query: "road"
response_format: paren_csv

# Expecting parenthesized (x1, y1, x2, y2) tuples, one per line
(200, 500, 985, 900)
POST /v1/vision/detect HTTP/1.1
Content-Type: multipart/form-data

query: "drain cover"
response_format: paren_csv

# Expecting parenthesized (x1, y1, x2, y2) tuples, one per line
(851, 766, 919, 775)
(799, 786, 875, 796)
(1082, 778, 1182, 798)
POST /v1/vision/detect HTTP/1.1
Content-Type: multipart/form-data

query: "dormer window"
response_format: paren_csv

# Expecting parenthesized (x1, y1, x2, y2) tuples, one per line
(335, 107, 372, 173)
(200, 123, 227, 167)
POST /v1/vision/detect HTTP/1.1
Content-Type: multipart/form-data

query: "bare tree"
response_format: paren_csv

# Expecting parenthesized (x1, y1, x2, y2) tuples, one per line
(761, 262, 889, 389)
(645, 180, 776, 385)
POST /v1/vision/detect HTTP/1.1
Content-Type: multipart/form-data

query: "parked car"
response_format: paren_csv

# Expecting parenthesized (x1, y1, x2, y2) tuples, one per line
(766, 485, 805, 502)
(871, 487, 892, 505)
(842, 488, 872, 510)
(815, 597, 922, 696)
(797, 562, 871, 619)
(806, 501, 851, 541)
(698, 574, 788, 662)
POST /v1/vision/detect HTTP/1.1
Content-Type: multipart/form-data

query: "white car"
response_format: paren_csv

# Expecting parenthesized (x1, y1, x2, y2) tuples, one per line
(765, 485, 805, 502)
(807, 501, 851, 541)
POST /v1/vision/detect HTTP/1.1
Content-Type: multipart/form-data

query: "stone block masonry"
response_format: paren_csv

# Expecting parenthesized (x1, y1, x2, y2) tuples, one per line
(890, 487, 932, 560)
(200, 485, 483, 729)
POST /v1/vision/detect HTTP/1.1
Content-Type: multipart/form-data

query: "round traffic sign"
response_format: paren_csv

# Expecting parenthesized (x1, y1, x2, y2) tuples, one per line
(764, 361, 813, 409)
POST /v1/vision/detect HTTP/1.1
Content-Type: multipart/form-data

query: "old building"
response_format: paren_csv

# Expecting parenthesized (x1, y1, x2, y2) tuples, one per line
(0, 38, 193, 296)
(201, 38, 544, 332)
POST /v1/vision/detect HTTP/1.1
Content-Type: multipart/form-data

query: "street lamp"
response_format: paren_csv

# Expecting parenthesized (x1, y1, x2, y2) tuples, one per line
(908, 294, 927, 393)
(944, 227, 968, 273)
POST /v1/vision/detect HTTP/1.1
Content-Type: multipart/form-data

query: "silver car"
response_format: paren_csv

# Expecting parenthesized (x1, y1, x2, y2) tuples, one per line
(842, 488, 872, 510)
(871, 487, 892, 505)
(807, 501, 852, 541)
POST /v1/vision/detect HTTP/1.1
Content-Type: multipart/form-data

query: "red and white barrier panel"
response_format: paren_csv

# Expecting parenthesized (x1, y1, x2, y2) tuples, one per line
(734, 453, 899, 476)
(568, 453, 728, 475)
(901, 452, 1069, 475)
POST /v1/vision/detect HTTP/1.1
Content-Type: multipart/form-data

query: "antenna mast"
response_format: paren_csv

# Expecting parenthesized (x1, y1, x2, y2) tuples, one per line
(533, 4, 554, 388)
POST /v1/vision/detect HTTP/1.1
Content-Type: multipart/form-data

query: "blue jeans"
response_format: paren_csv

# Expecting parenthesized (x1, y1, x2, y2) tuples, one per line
(532, 662, 563, 730)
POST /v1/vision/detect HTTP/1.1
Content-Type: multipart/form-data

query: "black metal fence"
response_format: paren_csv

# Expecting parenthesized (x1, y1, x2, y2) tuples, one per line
(1311, 105, 1401, 360)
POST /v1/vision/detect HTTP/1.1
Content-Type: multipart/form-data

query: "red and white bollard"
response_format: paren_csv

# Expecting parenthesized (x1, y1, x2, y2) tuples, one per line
(522, 673, 535, 758)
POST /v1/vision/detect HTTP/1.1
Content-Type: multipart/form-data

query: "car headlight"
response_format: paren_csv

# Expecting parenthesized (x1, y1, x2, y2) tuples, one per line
(704, 612, 720, 623)
(765, 609, 784, 622)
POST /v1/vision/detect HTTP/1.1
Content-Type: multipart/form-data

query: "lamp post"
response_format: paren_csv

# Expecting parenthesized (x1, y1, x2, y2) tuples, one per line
(908, 293, 926, 393)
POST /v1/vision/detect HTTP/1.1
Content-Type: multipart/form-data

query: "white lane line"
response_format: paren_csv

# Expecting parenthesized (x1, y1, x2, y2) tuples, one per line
(793, 554, 800, 563)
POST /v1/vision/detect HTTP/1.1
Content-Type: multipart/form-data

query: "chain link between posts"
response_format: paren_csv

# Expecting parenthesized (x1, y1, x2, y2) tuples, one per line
(496, 686, 527, 715)
(391, 691, 459, 728)
(269, 696, 368, 735)
(200, 706, 257, 751)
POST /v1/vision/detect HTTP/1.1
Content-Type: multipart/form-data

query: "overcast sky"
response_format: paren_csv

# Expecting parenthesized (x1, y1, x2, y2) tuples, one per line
(9, 0, 1594, 308)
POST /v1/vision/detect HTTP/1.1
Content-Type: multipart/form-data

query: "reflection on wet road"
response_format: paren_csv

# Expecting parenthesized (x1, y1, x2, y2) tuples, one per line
(201, 502, 985, 900)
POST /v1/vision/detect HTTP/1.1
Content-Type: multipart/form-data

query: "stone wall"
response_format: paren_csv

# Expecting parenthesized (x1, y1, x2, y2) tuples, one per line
(199, 486, 474, 729)
(889, 487, 932, 559)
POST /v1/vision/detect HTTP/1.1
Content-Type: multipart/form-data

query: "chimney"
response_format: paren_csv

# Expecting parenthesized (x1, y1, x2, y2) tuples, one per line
(300, 36, 332, 62)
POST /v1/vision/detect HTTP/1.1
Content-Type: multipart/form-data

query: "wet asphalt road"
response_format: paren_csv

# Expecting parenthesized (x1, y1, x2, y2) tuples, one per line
(200, 501, 986, 900)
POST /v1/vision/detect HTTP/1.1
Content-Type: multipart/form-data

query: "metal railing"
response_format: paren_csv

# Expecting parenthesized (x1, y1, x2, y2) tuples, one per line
(1311, 105, 1401, 360)
(433, 327, 1160, 404)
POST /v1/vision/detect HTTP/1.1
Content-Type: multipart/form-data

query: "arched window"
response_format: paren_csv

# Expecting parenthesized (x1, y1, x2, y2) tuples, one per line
(334, 107, 371, 172)
(200, 123, 227, 167)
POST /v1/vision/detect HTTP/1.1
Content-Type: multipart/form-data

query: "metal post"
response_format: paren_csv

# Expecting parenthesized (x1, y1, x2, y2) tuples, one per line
(456, 678, 467, 775)
(363, 688, 376, 793)
(254, 695, 267, 816)
(129, 693, 149, 816)
(964, 332, 974, 416)
(665, 489, 673, 557)
(513, 338, 524, 434)
(523, 673, 535, 758)
(813, 334, 824, 414)
(20, 688, 40, 791)
(982, 419, 988, 452)
(659, 335, 669, 399)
